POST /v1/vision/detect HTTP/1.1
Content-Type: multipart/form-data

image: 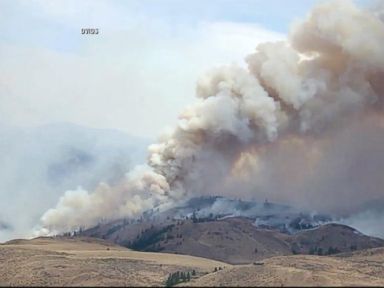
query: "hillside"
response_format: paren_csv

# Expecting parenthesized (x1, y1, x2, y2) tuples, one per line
(81, 217, 384, 264)
(181, 248, 384, 287)
(0, 237, 228, 287)
(128, 217, 292, 264)
(289, 223, 384, 255)
(2, 236, 384, 286)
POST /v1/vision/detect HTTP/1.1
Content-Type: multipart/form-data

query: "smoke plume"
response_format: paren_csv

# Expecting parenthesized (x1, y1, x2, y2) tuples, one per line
(37, 0, 384, 235)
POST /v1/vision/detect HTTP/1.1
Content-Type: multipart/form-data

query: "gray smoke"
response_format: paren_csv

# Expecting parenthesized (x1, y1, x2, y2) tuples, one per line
(0, 123, 148, 242)
(37, 0, 384, 237)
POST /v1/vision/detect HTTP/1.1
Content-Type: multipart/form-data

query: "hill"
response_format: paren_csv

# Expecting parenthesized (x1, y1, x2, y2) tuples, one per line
(181, 248, 384, 287)
(81, 216, 384, 264)
(0, 237, 228, 286)
(289, 223, 384, 255)
(2, 236, 384, 286)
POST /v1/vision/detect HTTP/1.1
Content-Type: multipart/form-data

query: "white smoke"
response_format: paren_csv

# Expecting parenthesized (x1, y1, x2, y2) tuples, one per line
(37, 0, 384, 235)
(341, 210, 384, 238)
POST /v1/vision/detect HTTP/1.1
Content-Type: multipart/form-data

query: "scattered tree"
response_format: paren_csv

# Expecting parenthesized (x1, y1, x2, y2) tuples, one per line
(327, 246, 341, 255)
(165, 271, 193, 287)
(309, 247, 316, 255)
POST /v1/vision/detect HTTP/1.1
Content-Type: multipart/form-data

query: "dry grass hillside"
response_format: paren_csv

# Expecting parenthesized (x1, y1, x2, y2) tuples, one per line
(181, 248, 384, 287)
(289, 223, 384, 255)
(2, 236, 384, 286)
(83, 217, 384, 264)
(0, 237, 229, 287)
(140, 217, 293, 264)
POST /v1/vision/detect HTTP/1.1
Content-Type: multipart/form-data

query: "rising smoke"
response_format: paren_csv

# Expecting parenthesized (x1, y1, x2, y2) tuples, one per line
(37, 0, 384, 236)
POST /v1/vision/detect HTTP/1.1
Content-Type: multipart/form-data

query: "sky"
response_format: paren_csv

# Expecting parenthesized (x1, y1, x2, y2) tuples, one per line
(0, 0, 376, 241)
(0, 0, 350, 139)
(0, 0, 372, 139)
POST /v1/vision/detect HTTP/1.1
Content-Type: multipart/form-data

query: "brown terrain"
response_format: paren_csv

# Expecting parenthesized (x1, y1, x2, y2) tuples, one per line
(181, 248, 384, 287)
(82, 217, 384, 264)
(1, 236, 384, 287)
(0, 237, 228, 286)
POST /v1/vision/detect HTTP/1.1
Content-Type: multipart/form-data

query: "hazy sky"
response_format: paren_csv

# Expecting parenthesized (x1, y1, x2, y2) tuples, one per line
(0, 0, 378, 241)
(0, 0, 369, 138)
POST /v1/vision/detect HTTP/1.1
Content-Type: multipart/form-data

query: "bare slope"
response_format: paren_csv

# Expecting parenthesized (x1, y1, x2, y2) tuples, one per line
(0, 237, 229, 287)
(289, 223, 384, 255)
(133, 217, 292, 264)
(2, 236, 384, 287)
(182, 248, 384, 287)
(82, 217, 384, 264)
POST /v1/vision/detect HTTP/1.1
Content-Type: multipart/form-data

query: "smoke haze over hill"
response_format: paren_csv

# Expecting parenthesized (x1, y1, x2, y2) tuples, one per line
(0, 123, 149, 242)
(36, 0, 384, 237)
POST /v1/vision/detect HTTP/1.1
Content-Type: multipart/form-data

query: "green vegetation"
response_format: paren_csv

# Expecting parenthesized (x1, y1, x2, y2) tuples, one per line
(327, 246, 341, 255)
(165, 271, 192, 287)
(291, 247, 299, 255)
(128, 224, 175, 251)
(309, 246, 341, 256)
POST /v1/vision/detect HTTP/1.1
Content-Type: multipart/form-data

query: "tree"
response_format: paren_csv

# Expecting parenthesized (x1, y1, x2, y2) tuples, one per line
(327, 246, 340, 255)
(165, 274, 172, 287)
(309, 247, 315, 255)
(165, 271, 193, 286)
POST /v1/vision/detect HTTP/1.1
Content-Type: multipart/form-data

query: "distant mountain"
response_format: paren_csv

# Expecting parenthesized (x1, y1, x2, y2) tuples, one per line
(81, 216, 384, 264)
(0, 122, 151, 242)
(79, 196, 384, 264)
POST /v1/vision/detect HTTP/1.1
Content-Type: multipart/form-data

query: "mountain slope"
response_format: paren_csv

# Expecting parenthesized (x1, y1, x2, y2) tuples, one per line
(81, 216, 384, 264)
(289, 223, 384, 255)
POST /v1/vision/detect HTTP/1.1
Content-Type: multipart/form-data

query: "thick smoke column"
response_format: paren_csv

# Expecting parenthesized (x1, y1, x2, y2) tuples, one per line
(38, 0, 384, 235)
